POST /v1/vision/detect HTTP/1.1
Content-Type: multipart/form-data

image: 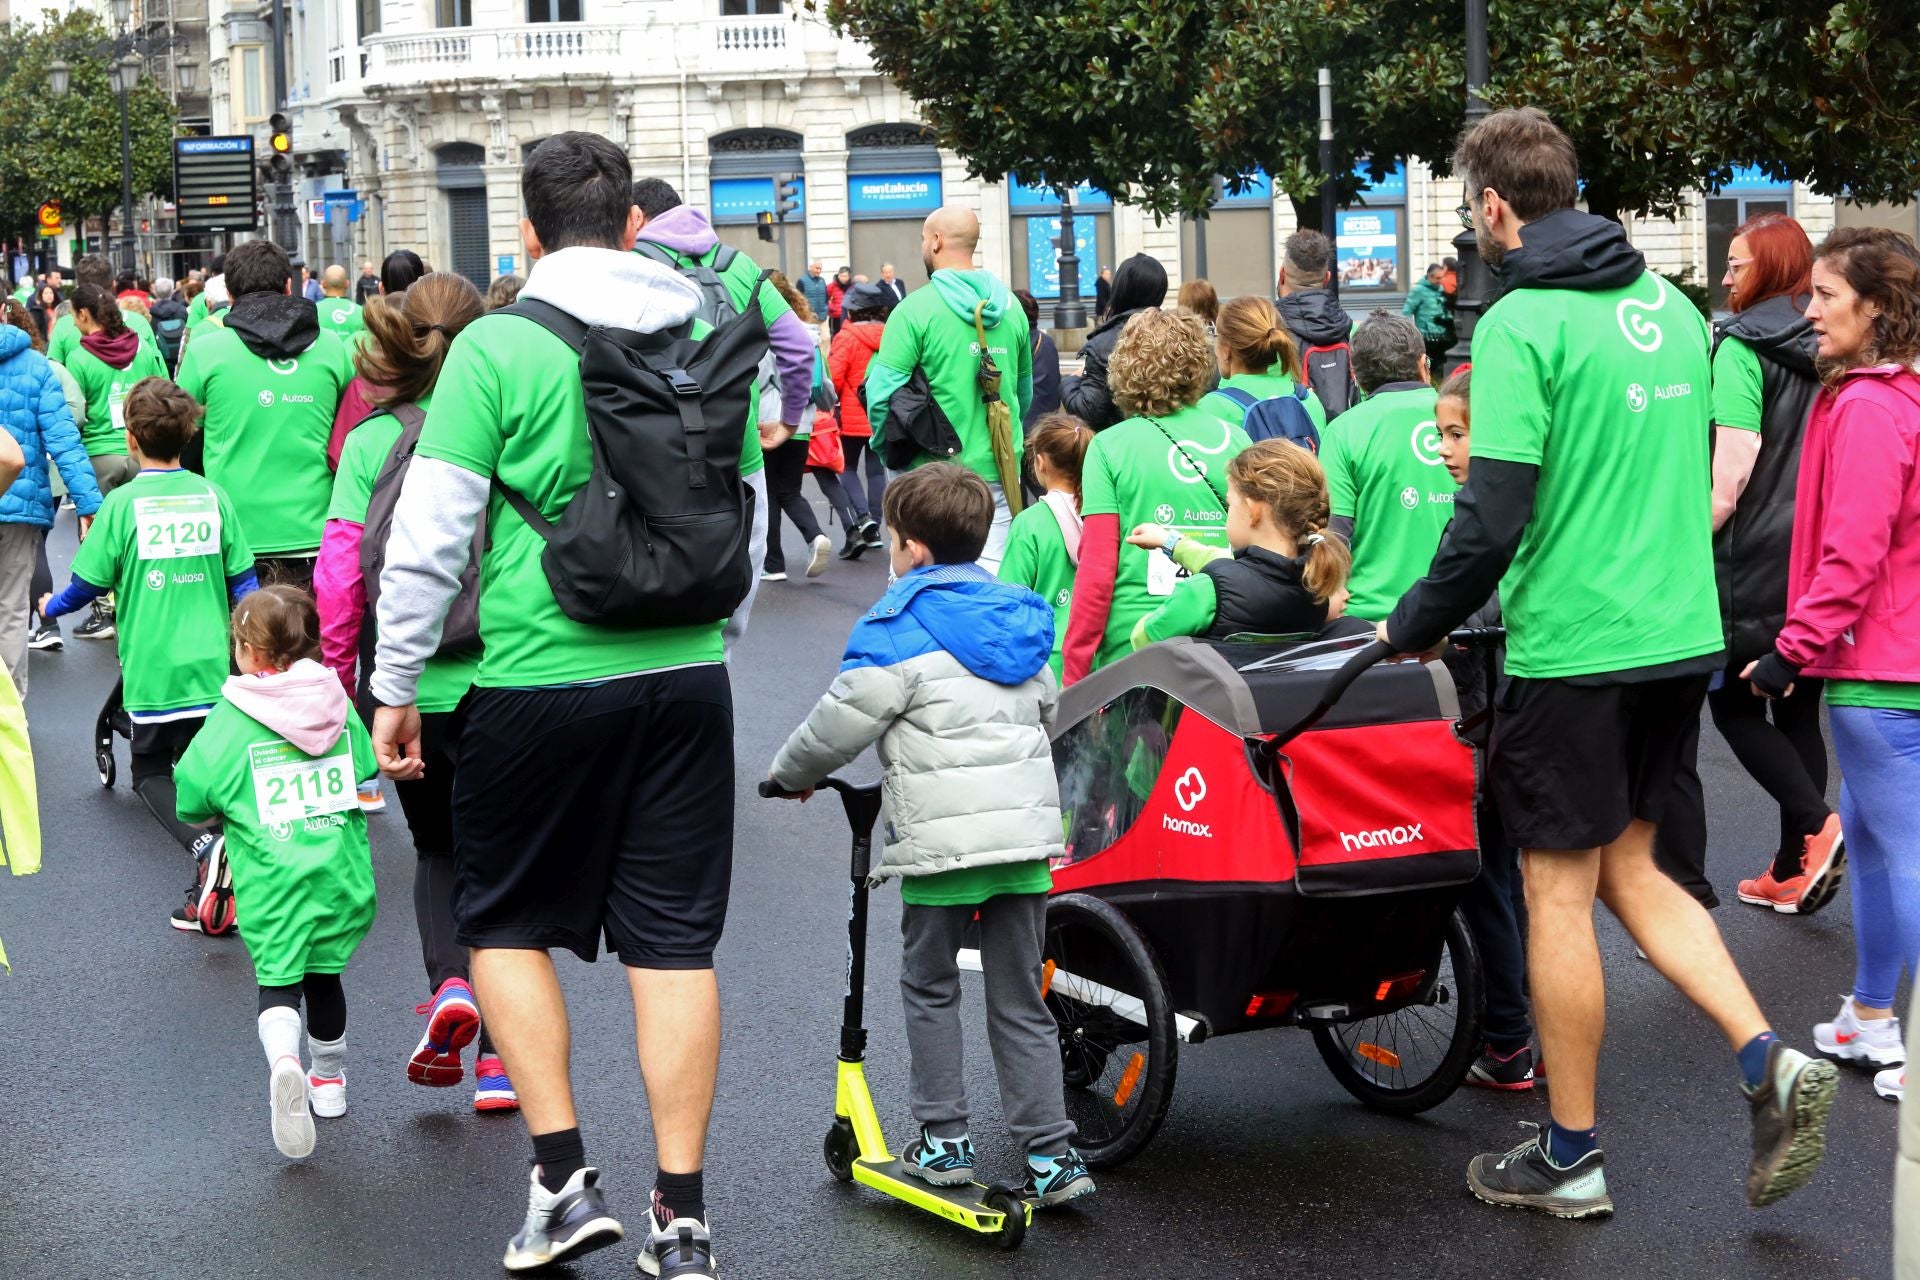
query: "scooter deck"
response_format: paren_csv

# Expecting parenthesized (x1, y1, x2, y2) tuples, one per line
(851, 1157, 1029, 1231)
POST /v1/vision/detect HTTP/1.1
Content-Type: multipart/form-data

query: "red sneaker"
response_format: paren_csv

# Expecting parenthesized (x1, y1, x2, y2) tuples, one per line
(1736, 866, 1808, 914)
(1795, 814, 1846, 917)
(408, 978, 481, 1086)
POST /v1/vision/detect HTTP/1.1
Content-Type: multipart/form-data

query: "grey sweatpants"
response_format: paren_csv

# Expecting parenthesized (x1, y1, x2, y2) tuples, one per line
(722, 468, 770, 659)
(0, 523, 39, 697)
(899, 890, 1074, 1155)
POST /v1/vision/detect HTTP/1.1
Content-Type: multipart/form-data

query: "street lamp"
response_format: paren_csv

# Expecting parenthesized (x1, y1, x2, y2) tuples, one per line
(109, 0, 133, 27)
(174, 60, 198, 94)
(1443, 0, 1493, 370)
(47, 40, 144, 276)
(46, 59, 70, 97)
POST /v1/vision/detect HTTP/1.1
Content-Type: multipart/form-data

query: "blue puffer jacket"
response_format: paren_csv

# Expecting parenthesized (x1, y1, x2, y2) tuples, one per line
(0, 326, 102, 527)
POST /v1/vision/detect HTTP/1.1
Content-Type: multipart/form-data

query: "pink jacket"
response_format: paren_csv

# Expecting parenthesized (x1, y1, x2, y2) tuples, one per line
(1776, 365, 1920, 682)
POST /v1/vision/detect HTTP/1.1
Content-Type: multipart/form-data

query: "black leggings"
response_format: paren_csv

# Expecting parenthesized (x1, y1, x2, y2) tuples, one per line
(839, 435, 886, 524)
(1708, 664, 1830, 880)
(1458, 790, 1532, 1050)
(30, 528, 50, 621)
(763, 436, 824, 572)
(131, 720, 212, 854)
(258, 973, 346, 1041)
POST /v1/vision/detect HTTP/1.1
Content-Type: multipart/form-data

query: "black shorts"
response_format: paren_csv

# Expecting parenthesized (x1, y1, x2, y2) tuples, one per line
(1487, 673, 1709, 851)
(128, 717, 206, 776)
(451, 665, 735, 968)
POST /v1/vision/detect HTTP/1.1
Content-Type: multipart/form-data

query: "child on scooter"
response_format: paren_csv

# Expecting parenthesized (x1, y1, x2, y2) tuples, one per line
(767, 462, 1096, 1208)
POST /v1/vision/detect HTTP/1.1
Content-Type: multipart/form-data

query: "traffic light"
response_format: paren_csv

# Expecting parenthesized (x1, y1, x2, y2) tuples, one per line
(756, 210, 775, 243)
(774, 173, 800, 222)
(267, 112, 292, 179)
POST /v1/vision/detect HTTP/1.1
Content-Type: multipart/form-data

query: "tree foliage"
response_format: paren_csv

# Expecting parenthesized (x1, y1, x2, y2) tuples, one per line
(0, 10, 178, 240)
(824, 0, 1920, 223)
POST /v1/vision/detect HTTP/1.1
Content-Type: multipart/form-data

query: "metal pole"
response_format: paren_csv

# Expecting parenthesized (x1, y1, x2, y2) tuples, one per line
(1317, 67, 1337, 301)
(118, 80, 137, 276)
(776, 220, 789, 277)
(268, 0, 296, 253)
(1445, 0, 1493, 370)
(1053, 190, 1086, 331)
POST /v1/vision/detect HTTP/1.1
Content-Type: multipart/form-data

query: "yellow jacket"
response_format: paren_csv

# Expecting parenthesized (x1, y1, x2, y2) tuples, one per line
(0, 668, 41, 970)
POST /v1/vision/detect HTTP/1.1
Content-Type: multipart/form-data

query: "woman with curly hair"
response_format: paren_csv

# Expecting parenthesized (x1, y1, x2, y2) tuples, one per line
(1060, 307, 1252, 682)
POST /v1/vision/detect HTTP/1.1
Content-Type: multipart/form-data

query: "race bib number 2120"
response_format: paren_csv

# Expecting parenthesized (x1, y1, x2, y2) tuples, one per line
(134, 492, 221, 560)
(249, 741, 356, 826)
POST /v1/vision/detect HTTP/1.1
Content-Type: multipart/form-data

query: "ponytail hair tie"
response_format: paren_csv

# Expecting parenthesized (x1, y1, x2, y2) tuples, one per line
(1304, 532, 1325, 546)
(429, 323, 451, 337)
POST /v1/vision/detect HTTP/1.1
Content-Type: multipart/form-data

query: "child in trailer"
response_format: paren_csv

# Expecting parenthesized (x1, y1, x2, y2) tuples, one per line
(1123, 439, 1350, 646)
(39, 377, 257, 935)
(172, 585, 378, 1159)
(767, 463, 1096, 1208)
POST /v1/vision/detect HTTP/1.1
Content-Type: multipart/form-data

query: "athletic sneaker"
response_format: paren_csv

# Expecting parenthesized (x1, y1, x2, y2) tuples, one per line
(1795, 814, 1846, 916)
(269, 1055, 316, 1159)
(1466, 1123, 1613, 1219)
(805, 533, 832, 578)
(636, 1215, 718, 1279)
(1875, 1067, 1905, 1101)
(74, 600, 115, 640)
(356, 780, 386, 813)
(193, 834, 234, 934)
(1744, 1042, 1838, 1208)
(1813, 996, 1906, 1067)
(26, 622, 61, 651)
(502, 1166, 624, 1273)
(308, 1072, 347, 1118)
(1736, 866, 1809, 913)
(409, 977, 481, 1086)
(1024, 1150, 1095, 1207)
(862, 520, 885, 550)
(759, 569, 787, 583)
(474, 1055, 520, 1113)
(900, 1127, 975, 1186)
(1466, 1043, 1537, 1091)
(837, 527, 870, 561)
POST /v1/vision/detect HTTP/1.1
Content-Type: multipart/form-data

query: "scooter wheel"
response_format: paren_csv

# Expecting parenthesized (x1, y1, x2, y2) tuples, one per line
(823, 1118, 855, 1183)
(982, 1188, 1026, 1251)
(96, 748, 115, 789)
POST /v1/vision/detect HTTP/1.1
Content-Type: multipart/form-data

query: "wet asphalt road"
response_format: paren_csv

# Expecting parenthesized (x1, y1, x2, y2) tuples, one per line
(0, 509, 1900, 1280)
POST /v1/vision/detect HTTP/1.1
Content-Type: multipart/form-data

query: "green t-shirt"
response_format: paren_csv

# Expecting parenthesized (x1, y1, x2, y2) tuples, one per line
(1826, 680, 1920, 710)
(328, 399, 482, 714)
(1320, 384, 1455, 623)
(62, 342, 169, 457)
(174, 700, 378, 987)
(175, 326, 355, 556)
(70, 469, 252, 714)
(48, 310, 158, 365)
(1200, 371, 1329, 433)
(1468, 272, 1723, 678)
(315, 297, 364, 339)
(1077, 404, 1252, 670)
(1711, 335, 1765, 432)
(898, 860, 1052, 907)
(415, 311, 729, 688)
(187, 292, 208, 328)
(997, 498, 1077, 681)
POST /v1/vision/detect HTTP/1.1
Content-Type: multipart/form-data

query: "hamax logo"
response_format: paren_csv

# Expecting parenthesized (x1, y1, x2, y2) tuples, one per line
(1626, 383, 1648, 413)
(1617, 286, 1666, 353)
(1173, 766, 1206, 811)
(1339, 823, 1424, 852)
(1411, 418, 1444, 466)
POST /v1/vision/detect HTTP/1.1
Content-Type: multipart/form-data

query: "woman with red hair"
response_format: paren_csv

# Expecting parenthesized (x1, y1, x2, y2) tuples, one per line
(1710, 213, 1842, 914)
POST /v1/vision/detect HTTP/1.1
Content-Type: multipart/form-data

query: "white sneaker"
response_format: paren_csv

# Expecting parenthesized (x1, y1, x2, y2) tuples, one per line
(805, 534, 832, 578)
(1875, 1066, 1905, 1101)
(308, 1072, 346, 1118)
(269, 1056, 316, 1158)
(502, 1166, 624, 1272)
(1812, 996, 1906, 1067)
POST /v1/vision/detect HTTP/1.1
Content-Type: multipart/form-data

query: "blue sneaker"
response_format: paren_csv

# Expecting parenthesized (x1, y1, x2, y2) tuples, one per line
(1024, 1149, 1096, 1207)
(474, 1054, 519, 1113)
(409, 977, 480, 1087)
(900, 1127, 975, 1186)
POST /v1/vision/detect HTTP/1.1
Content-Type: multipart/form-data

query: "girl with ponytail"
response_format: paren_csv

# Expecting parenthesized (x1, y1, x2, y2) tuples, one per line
(1201, 295, 1327, 435)
(998, 412, 1095, 680)
(312, 271, 518, 1114)
(1123, 438, 1350, 647)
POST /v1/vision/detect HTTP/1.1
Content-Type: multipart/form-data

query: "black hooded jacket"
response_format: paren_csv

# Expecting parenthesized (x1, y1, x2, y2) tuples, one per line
(1386, 209, 1705, 682)
(1276, 289, 1360, 418)
(223, 291, 321, 361)
(1712, 294, 1819, 665)
(1063, 254, 1168, 430)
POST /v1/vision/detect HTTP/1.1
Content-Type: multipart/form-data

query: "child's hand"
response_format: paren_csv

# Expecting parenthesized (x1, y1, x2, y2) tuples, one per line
(1126, 523, 1175, 550)
(35, 593, 51, 619)
(766, 773, 814, 802)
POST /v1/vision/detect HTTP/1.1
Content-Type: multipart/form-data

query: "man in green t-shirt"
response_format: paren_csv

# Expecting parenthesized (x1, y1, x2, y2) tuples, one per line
(1380, 106, 1834, 1221)
(864, 207, 1033, 572)
(175, 240, 354, 590)
(1321, 311, 1452, 623)
(314, 265, 364, 339)
(367, 132, 733, 1276)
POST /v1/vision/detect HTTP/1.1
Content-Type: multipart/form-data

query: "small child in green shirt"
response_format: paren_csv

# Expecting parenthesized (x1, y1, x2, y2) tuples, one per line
(997, 412, 1093, 681)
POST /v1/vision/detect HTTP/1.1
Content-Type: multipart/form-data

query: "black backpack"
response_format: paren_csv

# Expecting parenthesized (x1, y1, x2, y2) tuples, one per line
(634, 241, 741, 328)
(879, 367, 961, 470)
(359, 402, 485, 655)
(492, 288, 767, 628)
(151, 298, 188, 371)
(1301, 341, 1358, 420)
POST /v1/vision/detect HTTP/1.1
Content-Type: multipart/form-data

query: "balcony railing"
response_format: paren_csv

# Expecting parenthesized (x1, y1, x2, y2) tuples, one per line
(700, 15, 806, 77)
(363, 24, 626, 86)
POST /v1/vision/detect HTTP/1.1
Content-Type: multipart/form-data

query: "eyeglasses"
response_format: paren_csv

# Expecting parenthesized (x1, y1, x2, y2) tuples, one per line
(1456, 201, 1475, 231)
(1724, 256, 1754, 272)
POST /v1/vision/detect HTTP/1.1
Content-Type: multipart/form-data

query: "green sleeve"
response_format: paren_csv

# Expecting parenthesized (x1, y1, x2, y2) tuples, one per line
(328, 420, 385, 522)
(1198, 389, 1244, 427)
(175, 339, 209, 403)
(1078, 433, 1119, 519)
(172, 715, 222, 826)
(187, 293, 207, 327)
(1711, 336, 1764, 432)
(1302, 386, 1327, 431)
(46, 317, 75, 365)
(866, 312, 920, 445)
(1170, 537, 1229, 574)
(219, 484, 254, 578)
(1134, 572, 1219, 647)
(1321, 418, 1358, 519)
(329, 332, 356, 388)
(1464, 319, 1551, 466)
(68, 493, 123, 590)
(998, 514, 1041, 589)
(414, 334, 503, 476)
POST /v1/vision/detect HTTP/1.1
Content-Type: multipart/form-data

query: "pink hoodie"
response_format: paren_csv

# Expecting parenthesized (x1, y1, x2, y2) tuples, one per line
(1777, 365, 1920, 682)
(223, 658, 354, 756)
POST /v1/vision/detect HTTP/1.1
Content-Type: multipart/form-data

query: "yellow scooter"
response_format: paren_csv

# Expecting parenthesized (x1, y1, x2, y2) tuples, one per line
(759, 777, 1031, 1250)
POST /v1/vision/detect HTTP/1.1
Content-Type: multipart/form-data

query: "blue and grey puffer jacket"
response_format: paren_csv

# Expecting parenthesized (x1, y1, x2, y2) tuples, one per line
(771, 563, 1063, 881)
(0, 326, 101, 526)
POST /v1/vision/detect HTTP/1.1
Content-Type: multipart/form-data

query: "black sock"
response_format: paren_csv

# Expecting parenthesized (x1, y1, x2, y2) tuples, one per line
(531, 1128, 586, 1193)
(653, 1168, 705, 1227)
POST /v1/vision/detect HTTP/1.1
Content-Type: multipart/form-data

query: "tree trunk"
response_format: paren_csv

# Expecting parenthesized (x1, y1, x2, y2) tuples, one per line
(1289, 191, 1326, 236)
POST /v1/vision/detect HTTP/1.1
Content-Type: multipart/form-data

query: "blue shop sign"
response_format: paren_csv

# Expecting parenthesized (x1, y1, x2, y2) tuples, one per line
(1355, 162, 1406, 201)
(847, 172, 943, 218)
(1216, 170, 1273, 208)
(177, 136, 252, 155)
(1007, 176, 1112, 212)
(710, 175, 806, 224)
(1719, 165, 1792, 193)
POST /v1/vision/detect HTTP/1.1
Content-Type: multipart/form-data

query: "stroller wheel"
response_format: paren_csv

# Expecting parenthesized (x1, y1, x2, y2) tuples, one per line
(1041, 893, 1177, 1170)
(1312, 907, 1485, 1115)
(96, 747, 115, 788)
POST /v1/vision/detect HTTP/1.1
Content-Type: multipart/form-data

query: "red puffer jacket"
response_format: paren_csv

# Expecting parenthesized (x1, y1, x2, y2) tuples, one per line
(828, 321, 885, 439)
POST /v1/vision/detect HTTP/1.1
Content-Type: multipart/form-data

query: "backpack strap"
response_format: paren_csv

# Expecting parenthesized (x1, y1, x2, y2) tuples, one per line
(498, 297, 590, 353)
(1207, 386, 1258, 411)
(710, 244, 739, 273)
(632, 241, 684, 274)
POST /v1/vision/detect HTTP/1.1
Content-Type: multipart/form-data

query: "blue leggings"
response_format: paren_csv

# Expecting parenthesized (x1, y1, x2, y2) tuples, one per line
(1829, 705, 1920, 1010)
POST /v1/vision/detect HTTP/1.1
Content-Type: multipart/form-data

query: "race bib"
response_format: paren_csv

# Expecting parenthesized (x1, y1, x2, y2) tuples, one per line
(249, 741, 356, 826)
(108, 387, 129, 433)
(134, 492, 221, 560)
(1147, 549, 1178, 597)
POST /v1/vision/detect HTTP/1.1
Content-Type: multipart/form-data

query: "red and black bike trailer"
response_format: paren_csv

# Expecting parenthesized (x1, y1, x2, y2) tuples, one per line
(1008, 625, 1490, 1167)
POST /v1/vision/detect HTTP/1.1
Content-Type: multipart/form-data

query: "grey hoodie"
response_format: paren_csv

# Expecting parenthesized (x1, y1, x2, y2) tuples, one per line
(367, 247, 703, 707)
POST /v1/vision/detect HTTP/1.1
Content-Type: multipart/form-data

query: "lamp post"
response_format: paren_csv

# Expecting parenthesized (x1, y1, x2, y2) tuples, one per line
(1318, 67, 1338, 301)
(1054, 188, 1087, 332)
(1443, 0, 1492, 370)
(47, 0, 161, 278)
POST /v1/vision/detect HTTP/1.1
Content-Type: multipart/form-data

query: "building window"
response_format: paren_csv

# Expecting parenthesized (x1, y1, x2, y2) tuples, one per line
(358, 0, 381, 39)
(1706, 175, 1793, 310)
(722, 0, 783, 13)
(527, 0, 581, 21)
(437, 0, 471, 26)
(239, 46, 265, 121)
